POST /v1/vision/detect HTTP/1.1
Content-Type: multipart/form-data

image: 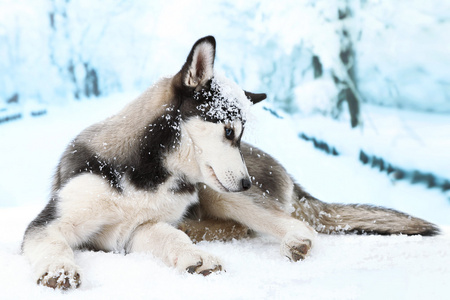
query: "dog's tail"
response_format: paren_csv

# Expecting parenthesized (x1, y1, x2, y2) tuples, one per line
(291, 184, 439, 236)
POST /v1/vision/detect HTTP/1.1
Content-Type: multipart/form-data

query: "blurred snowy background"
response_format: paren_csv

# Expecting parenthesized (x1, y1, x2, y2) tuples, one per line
(1, 0, 449, 215)
(1, 0, 449, 112)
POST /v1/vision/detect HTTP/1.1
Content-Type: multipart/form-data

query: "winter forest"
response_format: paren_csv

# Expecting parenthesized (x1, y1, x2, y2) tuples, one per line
(0, 0, 449, 299)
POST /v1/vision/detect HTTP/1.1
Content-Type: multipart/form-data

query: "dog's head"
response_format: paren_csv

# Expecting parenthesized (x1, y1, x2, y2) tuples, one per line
(175, 36, 266, 193)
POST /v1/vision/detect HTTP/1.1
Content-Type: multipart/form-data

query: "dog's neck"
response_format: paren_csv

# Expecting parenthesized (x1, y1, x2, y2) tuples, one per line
(163, 124, 203, 185)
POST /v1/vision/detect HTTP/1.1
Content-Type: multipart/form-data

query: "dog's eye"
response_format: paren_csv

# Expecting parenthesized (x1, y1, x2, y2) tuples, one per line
(225, 128, 234, 140)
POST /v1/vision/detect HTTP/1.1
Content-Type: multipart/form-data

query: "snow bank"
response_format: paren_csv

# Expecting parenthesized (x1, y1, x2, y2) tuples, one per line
(293, 104, 450, 184)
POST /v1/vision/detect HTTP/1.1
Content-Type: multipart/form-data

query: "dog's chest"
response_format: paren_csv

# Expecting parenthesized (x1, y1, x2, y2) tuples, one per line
(114, 176, 198, 224)
(92, 176, 198, 251)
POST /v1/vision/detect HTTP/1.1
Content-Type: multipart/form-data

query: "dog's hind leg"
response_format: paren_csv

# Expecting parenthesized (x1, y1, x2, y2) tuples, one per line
(22, 174, 118, 289)
(126, 222, 223, 275)
(178, 217, 252, 243)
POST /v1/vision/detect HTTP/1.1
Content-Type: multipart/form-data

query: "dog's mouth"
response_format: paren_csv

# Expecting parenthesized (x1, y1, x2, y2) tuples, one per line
(207, 166, 230, 192)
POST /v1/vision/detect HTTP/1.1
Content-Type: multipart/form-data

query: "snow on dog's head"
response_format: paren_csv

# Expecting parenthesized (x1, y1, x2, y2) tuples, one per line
(194, 72, 252, 124)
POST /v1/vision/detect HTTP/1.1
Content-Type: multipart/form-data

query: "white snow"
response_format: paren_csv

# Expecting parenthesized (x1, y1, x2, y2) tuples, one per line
(0, 94, 449, 299)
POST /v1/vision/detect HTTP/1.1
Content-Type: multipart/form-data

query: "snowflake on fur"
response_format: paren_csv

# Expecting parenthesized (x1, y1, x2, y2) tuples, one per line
(194, 73, 252, 122)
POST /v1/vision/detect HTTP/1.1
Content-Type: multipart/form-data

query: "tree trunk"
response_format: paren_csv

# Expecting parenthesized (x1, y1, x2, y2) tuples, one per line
(338, 1, 360, 128)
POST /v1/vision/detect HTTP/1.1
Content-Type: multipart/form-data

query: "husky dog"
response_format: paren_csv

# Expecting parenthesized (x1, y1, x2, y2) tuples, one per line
(22, 36, 438, 290)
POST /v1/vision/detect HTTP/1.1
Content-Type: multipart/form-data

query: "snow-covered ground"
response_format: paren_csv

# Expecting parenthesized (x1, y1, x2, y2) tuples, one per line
(0, 93, 449, 299)
(1, 205, 449, 300)
(295, 104, 450, 180)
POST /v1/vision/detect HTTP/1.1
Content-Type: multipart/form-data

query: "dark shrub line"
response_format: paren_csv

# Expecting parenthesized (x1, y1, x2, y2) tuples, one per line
(299, 133, 339, 156)
(0, 113, 22, 124)
(299, 132, 450, 193)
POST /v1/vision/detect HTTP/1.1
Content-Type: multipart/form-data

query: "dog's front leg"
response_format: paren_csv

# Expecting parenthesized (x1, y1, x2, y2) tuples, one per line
(126, 222, 223, 275)
(198, 190, 317, 261)
(22, 224, 81, 290)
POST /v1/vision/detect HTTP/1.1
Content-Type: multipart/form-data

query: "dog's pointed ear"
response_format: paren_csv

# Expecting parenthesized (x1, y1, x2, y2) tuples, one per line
(181, 36, 216, 89)
(245, 91, 267, 104)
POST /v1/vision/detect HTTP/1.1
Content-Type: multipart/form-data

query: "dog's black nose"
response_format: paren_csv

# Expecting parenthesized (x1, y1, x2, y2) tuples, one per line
(241, 178, 252, 191)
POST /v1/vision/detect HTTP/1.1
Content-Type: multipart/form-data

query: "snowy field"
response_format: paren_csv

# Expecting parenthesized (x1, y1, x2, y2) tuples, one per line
(0, 93, 449, 299)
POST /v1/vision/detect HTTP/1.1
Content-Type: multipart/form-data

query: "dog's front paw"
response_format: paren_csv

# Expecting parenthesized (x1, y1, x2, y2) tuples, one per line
(37, 269, 81, 290)
(176, 249, 223, 276)
(281, 232, 313, 262)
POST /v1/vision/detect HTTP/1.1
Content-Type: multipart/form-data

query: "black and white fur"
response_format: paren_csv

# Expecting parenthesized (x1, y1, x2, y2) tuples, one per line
(22, 36, 264, 289)
(22, 36, 439, 290)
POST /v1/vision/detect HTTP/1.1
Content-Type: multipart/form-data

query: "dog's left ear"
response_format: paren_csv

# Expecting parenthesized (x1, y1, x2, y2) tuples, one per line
(245, 91, 267, 104)
(181, 36, 216, 89)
